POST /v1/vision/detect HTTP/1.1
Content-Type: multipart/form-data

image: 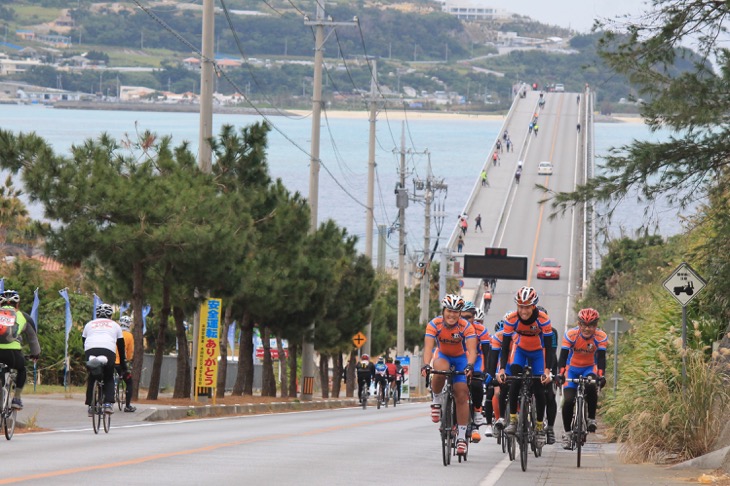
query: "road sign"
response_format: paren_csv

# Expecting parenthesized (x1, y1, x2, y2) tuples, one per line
(463, 254, 528, 280)
(662, 262, 706, 307)
(458, 279, 464, 288)
(352, 332, 367, 349)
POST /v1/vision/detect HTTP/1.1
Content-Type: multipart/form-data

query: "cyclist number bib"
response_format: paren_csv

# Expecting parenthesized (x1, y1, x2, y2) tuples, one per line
(0, 309, 19, 344)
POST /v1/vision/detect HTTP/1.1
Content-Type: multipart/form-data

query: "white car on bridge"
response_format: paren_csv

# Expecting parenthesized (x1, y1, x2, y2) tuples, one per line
(538, 161, 553, 175)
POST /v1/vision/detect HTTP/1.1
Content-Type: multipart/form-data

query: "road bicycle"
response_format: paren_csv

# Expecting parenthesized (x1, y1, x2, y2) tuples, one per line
(0, 363, 18, 440)
(389, 381, 398, 408)
(504, 366, 544, 472)
(375, 378, 389, 409)
(87, 357, 111, 434)
(359, 382, 370, 410)
(429, 368, 469, 466)
(565, 375, 597, 468)
(115, 369, 126, 412)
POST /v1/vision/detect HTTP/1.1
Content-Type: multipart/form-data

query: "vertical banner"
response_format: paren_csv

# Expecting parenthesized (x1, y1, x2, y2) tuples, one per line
(227, 320, 236, 358)
(30, 288, 40, 332)
(396, 355, 410, 400)
(92, 293, 103, 319)
(0, 278, 4, 292)
(142, 304, 151, 335)
(196, 298, 221, 388)
(120, 301, 130, 316)
(58, 288, 73, 388)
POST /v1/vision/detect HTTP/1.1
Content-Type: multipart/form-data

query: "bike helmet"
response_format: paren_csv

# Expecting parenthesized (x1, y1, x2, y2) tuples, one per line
(377, 357, 384, 364)
(0, 290, 20, 306)
(474, 308, 484, 322)
(119, 315, 132, 329)
(514, 286, 539, 306)
(441, 294, 465, 311)
(537, 305, 548, 315)
(494, 320, 505, 333)
(361, 354, 369, 361)
(462, 301, 476, 313)
(577, 308, 600, 326)
(96, 303, 114, 319)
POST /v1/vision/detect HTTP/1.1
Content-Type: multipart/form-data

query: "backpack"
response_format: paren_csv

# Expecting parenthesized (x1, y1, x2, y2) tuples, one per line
(0, 308, 19, 344)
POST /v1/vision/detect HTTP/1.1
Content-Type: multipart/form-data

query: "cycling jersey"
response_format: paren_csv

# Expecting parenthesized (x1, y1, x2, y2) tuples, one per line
(471, 321, 490, 372)
(425, 317, 476, 357)
(385, 363, 398, 381)
(502, 309, 553, 352)
(561, 327, 608, 368)
(374, 362, 388, 377)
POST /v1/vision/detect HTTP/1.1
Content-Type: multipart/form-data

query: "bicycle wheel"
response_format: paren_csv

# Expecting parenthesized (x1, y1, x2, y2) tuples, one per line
(441, 395, 453, 466)
(103, 405, 111, 433)
(116, 376, 124, 411)
(519, 393, 529, 472)
(384, 386, 389, 408)
(361, 387, 367, 410)
(92, 383, 102, 434)
(4, 379, 16, 440)
(575, 396, 584, 468)
(508, 432, 516, 461)
(376, 385, 381, 410)
(530, 396, 541, 458)
(392, 386, 397, 408)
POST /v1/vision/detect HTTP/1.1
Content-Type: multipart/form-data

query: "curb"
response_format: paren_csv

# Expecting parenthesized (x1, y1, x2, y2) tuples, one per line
(144, 396, 431, 421)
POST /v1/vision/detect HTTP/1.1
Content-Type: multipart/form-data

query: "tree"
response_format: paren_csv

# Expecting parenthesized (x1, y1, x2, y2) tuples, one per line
(548, 1, 729, 228)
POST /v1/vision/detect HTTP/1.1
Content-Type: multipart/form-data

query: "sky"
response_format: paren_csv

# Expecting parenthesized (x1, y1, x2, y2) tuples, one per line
(481, 0, 651, 33)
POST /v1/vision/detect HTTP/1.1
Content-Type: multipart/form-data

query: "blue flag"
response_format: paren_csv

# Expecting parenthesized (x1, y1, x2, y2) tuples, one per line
(30, 288, 39, 332)
(0, 278, 4, 293)
(92, 294, 103, 319)
(120, 301, 130, 316)
(142, 305, 151, 335)
(58, 288, 73, 388)
(228, 320, 237, 355)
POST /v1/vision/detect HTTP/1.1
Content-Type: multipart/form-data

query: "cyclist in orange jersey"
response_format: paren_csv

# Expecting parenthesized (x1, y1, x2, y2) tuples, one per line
(496, 287, 554, 447)
(461, 302, 490, 443)
(421, 294, 477, 457)
(557, 308, 608, 449)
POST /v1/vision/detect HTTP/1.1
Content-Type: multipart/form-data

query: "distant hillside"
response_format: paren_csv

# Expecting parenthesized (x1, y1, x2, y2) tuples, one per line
(0, 0, 637, 113)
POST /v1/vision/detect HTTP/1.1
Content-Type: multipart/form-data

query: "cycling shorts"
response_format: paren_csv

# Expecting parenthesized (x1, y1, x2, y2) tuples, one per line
(506, 347, 545, 376)
(434, 353, 468, 384)
(564, 365, 598, 389)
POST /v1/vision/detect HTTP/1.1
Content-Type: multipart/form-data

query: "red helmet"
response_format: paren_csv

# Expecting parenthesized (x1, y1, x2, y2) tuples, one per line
(577, 308, 600, 326)
(514, 286, 538, 306)
(361, 354, 369, 361)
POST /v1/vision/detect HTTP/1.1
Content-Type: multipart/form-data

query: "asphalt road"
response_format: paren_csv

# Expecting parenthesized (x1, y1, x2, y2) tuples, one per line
(0, 399, 707, 485)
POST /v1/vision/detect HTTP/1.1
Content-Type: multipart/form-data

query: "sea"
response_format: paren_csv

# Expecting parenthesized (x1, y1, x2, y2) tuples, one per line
(0, 104, 686, 263)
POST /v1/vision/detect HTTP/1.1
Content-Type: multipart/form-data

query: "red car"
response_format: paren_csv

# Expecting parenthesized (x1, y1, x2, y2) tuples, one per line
(536, 258, 561, 279)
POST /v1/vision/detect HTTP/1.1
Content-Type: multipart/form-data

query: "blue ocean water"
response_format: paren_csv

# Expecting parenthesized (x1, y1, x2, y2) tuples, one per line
(1, 104, 686, 262)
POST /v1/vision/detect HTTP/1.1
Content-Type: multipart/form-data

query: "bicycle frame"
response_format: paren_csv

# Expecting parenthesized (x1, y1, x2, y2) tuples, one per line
(504, 367, 544, 472)
(565, 375, 596, 467)
(429, 368, 468, 466)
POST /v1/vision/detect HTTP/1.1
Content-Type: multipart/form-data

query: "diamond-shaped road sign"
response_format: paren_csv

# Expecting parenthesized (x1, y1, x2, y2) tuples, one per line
(663, 262, 706, 307)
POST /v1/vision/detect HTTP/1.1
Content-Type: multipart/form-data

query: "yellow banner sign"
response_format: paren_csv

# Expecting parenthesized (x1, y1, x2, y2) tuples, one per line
(196, 298, 222, 388)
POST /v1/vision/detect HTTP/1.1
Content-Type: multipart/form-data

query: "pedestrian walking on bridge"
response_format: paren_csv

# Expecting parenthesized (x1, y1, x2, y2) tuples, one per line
(475, 214, 483, 232)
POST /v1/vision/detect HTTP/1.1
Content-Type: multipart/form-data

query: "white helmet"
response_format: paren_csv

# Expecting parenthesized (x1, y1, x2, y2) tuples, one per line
(119, 315, 132, 329)
(96, 303, 114, 319)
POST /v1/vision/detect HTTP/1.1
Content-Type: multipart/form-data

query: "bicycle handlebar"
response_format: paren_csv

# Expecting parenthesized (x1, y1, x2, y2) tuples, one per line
(428, 369, 467, 376)
(565, 377, 597, 385)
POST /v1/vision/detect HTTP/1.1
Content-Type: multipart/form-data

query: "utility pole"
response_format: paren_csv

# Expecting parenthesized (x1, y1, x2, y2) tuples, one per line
(396, 123, 407, 355)
(198, 0, 214, 173)
(301, 6, 357, 401)
(415, 154, 447, 327)
(364, 59, 378, 356)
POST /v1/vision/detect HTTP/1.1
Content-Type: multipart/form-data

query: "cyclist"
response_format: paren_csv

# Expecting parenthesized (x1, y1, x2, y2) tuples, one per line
(515, 167, 522, 184)
(385, 357, 398, 401)
(421, 294, 477, 456)
(115, 315, 136, 412)
(537, 305, 558, 445)
(482, 288, 492, 314)
(0, 290, 41, 410)
(486, 315, 510, 434)
(83, 303, 127, 415)
(472, 307, 494, 438)
(394, 359, 405, 403)
(558, 308, 608, 449)
(356, 354, 375, 401)
(496, 287, 554, 447)
(460, 301, 488, 443)
(373, 357, 389, 403)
